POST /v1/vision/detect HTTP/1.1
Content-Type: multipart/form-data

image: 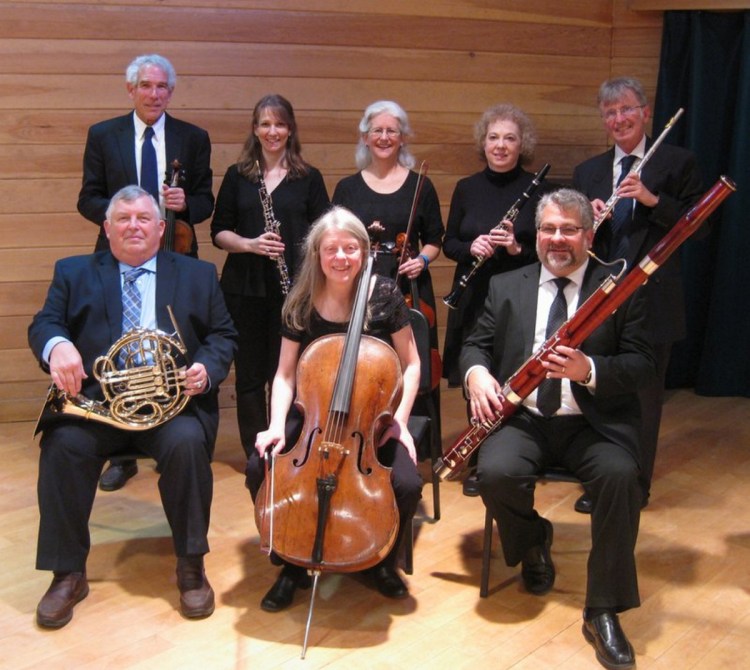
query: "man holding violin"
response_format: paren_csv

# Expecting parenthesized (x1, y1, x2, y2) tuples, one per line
(77, 53, 215, 491)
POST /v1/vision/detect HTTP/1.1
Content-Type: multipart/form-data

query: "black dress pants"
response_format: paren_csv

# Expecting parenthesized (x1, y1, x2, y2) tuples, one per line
(36, 415, 213, 573)
(477, 409, 642, 611)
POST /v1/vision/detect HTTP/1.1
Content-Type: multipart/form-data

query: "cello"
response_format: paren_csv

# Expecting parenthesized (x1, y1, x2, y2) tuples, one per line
(254, 252, 401, 655)
(161, 159, 194, 254)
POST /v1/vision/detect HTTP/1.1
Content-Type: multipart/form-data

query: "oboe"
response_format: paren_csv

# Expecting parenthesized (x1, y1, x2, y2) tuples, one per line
(257, 162, 291, 297)
(443, 163, 550, 310)
(593, 108, 684, 232)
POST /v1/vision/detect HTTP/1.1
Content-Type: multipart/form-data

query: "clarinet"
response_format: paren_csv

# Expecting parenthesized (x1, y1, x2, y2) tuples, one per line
(443, 163, 550, 310)
(257, 166, 291, 297)
(435, 176, 736, 480)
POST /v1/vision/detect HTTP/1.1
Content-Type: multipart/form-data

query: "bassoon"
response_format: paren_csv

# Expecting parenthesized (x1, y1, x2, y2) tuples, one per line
(434, 176, 736, 480)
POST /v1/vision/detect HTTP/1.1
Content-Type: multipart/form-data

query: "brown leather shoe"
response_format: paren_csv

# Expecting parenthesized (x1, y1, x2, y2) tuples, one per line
(176, 557, 214, 619)
(36, 571, 89, 628)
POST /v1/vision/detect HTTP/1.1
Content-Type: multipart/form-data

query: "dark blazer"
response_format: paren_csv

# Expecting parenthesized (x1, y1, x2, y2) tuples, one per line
(460, 261, 656, 461)
(29, 251, 237, 450)
(573, 140, 703, 343)
(77, 112, 214, 254)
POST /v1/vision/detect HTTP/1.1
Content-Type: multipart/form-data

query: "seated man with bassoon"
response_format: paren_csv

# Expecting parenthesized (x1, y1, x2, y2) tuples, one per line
(28, 185, 237, 628)
(460, 189, 655, 670)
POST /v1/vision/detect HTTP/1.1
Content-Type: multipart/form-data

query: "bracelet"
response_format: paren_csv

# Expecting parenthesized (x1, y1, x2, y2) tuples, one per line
(580, 368, 593, 385)
(418, 253, 430, 268)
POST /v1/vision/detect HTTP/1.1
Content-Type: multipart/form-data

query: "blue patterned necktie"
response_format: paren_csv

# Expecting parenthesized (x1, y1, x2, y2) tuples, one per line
(536, 277, 570, 417)
(609, 154, 638, 260)
(140, 126, 159, 202)
(120, 268, 147, 367)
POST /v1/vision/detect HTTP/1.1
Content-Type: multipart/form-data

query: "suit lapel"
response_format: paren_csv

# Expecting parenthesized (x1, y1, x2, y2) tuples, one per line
(519, 265, 541, 359)
(96, 252, 124, 344)
(115, 114, 138, 183)
(164, 114, 183, 169)
(155, 251, 178, 331)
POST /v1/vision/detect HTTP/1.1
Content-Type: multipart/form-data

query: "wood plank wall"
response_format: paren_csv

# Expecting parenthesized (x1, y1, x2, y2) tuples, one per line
(0, 0, 662, 422)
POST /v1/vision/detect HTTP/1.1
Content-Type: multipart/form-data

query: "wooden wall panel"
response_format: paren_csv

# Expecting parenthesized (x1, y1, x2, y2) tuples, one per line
(0, 0, 665, 422)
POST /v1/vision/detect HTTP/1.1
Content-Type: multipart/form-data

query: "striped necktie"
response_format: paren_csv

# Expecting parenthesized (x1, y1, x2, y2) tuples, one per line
(120, 267, 147, 367)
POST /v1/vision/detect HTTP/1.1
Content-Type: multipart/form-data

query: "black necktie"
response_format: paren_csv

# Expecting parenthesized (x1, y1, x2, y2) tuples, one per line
(140, 126, 159, 202)
(537, 277, 570, 417)
(609, 154, 637, 260)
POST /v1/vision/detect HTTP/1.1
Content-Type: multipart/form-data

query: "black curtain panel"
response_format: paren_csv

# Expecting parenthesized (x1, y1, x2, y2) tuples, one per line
(653, 10, 750, 396)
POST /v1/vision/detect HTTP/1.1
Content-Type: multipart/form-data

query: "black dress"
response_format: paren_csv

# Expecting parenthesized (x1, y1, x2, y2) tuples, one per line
(442, 164, 552, 386)
(210, 164, 329, 456)
(245, 276, 423, 571)
(332, 170, 444, 345)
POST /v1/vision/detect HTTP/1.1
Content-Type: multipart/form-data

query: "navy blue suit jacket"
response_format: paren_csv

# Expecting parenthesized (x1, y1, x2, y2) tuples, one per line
(29, 251, 237, 450)
(77, 112, 214, 255)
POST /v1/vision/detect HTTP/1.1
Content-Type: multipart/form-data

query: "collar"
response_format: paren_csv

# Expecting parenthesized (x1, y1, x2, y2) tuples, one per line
(118, 255, 158, 276)
(539, 258, 589, 290)
(132, 111, 166, 142)
(614, 135, 646, 165)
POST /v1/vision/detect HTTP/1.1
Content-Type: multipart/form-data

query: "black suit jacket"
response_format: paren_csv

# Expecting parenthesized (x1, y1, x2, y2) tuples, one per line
(460, 261, 656, 461)
(28, 251, 237, 450)
(573, 140, 703, 343)
(77, 112, 214, 255)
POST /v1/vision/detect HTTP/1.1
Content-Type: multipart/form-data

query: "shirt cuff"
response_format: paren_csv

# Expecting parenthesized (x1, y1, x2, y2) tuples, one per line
(42, 337, 71, 367)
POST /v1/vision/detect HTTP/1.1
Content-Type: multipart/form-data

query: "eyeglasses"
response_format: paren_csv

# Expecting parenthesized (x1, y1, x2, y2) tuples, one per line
(368, 127, 401, 138)
(602, 105, 645, 122)
(537, 225, 585, 237)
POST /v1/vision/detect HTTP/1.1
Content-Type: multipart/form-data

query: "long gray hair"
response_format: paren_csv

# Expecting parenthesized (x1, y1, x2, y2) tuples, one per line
(355, 100, 416, 170)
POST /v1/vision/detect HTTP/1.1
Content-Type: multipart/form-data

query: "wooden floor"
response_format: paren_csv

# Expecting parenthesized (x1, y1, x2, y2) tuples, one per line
(1, 386, 749, 669)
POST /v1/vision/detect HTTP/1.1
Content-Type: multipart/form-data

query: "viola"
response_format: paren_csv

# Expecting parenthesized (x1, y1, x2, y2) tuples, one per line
(395, 232, 443, 389)
(161, 159, 194, 255)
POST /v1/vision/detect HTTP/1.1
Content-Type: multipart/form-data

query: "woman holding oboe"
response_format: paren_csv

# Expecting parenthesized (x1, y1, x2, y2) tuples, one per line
(211, 94, 329, 461)
(442, 104, 554, 494)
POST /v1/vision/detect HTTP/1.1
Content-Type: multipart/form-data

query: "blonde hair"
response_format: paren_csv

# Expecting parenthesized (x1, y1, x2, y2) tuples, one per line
(282, 206, 371, 333)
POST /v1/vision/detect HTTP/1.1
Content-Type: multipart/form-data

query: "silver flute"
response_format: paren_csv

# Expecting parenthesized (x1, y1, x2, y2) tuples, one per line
(593, 108, 684, 232)
(257, 163, 291, 297)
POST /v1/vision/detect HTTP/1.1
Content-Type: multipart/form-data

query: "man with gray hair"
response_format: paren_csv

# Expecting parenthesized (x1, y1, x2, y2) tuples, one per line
(573, 77, 703, 513)
(77, 54, 215, 491)
(460, 189, 655, 669)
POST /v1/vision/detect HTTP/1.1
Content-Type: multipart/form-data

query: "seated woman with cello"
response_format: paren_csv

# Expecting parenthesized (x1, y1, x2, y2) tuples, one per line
(246, 206, 423, 612)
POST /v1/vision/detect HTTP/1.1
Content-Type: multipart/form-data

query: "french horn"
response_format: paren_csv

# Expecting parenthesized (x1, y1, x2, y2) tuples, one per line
(36, 326, 190, 432)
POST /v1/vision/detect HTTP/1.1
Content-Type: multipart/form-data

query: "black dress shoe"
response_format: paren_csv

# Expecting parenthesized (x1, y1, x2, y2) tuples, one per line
(261, 565, 312, 612)
(582, 609, 635, 669)
(575, 493, 593, 514)
(176, 557, 215, 619)
(521, 518, 555, 595)
(36, 571, 89, 628)
(462, 471, 480, 497)
(367, 564, 409, 599)
(99, 460, 138, 491)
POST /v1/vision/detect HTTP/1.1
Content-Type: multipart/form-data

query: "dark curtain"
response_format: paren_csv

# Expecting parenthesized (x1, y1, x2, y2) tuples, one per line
(653, 10, 750, 396)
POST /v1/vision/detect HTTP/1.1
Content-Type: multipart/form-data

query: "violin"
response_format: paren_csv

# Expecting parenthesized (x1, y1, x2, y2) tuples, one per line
(161, 159, 194, 255)
(254, 253, 400, 572)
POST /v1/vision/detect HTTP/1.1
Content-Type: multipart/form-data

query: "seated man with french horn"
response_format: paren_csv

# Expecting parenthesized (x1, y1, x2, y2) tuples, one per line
(28, 185, 237, 628)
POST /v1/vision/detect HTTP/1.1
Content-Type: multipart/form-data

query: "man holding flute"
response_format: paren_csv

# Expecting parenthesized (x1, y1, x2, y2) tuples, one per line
(573, 77, 703, 512)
